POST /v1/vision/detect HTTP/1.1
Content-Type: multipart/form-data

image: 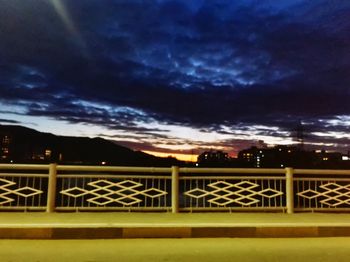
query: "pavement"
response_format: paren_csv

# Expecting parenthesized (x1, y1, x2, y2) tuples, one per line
(1, 212, 350, 238)
(1, 212, 350, 262)
(1, 238, 350, 262)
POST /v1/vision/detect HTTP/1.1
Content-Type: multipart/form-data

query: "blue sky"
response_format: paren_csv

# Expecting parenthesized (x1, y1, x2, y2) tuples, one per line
(0, 0, 350, 160)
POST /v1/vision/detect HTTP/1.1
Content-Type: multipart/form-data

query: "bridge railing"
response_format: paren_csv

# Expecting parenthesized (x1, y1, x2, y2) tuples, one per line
(0, 164, 350, 213)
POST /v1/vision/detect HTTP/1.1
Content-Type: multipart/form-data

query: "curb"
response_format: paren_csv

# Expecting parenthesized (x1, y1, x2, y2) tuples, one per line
(1, 226, 350, 239)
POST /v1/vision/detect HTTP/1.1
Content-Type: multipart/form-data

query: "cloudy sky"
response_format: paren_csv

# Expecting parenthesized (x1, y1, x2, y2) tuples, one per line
(0, 0, 350, 161)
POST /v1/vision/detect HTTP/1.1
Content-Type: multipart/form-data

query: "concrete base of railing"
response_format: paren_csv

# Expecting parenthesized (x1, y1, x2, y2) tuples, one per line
(1, 226, 350, 239)
(2, 212, 350, 238)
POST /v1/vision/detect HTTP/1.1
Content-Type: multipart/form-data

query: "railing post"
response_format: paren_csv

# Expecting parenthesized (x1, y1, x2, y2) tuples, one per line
(46, 163, 57, 213)
(285, 167, 294, 214)
(171, 166, 179, 213)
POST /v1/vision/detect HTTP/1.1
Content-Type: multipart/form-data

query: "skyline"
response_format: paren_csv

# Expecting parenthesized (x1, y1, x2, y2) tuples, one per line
(1, 0, 350, 161)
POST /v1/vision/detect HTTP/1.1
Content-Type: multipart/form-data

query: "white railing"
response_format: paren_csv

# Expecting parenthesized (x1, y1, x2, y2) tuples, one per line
(0, 164, 350, 213)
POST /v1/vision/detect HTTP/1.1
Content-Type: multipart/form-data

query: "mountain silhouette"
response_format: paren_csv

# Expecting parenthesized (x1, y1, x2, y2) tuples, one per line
(0, 125, 183, 166)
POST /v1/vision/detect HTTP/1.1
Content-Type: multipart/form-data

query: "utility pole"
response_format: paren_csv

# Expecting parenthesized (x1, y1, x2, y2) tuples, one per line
(295, 120, 304, 150)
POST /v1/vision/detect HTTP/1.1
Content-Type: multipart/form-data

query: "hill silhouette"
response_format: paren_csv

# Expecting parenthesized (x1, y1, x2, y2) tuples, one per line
(0, 125, 183, 166)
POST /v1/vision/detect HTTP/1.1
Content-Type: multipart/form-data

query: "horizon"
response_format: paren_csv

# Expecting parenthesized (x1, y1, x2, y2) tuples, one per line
(1, 123, 348, 163)
(1, 1, 350, 161)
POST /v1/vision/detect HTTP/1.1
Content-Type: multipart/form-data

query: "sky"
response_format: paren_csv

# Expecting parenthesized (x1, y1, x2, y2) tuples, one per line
(0, 0, 350, 161)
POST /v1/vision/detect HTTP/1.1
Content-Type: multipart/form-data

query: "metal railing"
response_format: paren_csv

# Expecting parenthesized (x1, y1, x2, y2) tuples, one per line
(1, 164, 350, 213)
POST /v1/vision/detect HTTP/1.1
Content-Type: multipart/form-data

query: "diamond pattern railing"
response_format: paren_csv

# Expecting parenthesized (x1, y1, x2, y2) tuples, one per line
(297, 181, 350, 208)
(182, 179, 285, 209)
(1, 164, 350, 213)
(59, 178, 169, 208)
(0, 177, 45, 207)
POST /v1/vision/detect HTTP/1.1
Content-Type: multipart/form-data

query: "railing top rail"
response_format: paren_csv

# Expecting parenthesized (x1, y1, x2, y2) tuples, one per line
(179, 167, 285, 174)
(1, 164, 350, 176)
(294, 169, 350, 175)
(56, 165, 171, 173)
(181, 175, 284, 180)
(57, 174, 171, 179)
(0, 164, 50, 170)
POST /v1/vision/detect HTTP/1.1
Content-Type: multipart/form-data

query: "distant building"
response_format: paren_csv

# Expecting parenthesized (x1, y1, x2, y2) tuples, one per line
(1, 135, 11, 160)
(197, 151, 230, 167)
(238, 145, 308, 168)
(238, 146, 258, 167)
(312, 150, 342, 167)
(31, 148, 53, 161)
(238, 145, 348, 169)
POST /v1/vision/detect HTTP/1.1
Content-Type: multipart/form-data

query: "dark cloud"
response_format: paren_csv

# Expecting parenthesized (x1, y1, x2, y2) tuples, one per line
(1, 0, 350, 153)
(0, 119, 20, 124)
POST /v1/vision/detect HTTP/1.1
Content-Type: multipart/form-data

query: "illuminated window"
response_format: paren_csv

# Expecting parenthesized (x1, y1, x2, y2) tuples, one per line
(45, 149, 52, 157)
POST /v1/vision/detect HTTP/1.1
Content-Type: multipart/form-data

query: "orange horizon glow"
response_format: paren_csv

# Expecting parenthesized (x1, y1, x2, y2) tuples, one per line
(143, 150, 197, 162)
(143, 150, 239, 162)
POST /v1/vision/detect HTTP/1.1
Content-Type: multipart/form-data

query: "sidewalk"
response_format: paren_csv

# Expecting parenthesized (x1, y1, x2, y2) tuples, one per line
(2, 238, 350, 262)
(1, 212, 350, 238)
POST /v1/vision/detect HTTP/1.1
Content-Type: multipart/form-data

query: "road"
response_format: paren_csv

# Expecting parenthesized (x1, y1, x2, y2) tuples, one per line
(1, 237, 350, 262)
